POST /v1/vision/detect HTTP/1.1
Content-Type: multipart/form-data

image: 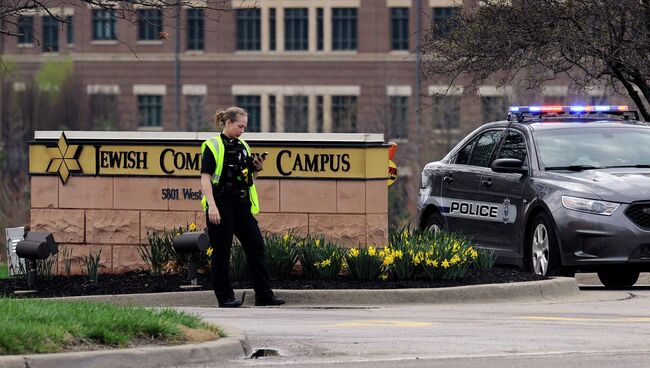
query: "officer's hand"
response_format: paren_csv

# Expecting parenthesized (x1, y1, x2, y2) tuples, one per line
(253, 154, 265, 172)
(208, 207, 221, 225)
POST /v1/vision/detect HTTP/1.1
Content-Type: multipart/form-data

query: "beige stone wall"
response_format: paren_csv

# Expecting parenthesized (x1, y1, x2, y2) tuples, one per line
(31, 175, 387, 274)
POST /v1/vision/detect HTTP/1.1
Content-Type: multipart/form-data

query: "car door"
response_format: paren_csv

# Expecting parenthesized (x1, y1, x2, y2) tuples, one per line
(477, 129, 528, 254)
(440, 129, 504, 240)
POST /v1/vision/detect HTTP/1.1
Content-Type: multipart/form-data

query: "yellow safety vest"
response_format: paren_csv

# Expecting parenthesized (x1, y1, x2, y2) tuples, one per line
(200, 135, 260, 215)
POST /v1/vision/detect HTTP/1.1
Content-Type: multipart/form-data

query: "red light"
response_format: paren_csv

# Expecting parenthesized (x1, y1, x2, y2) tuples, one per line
(540, 106, 564, 112)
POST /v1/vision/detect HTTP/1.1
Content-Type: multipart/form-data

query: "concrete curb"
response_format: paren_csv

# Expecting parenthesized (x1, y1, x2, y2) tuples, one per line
(0, 324, 250, 368)
(46, 277, 580, 307)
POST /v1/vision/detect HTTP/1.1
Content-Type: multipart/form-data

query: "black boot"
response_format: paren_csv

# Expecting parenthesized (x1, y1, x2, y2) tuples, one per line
(218, 297, 242, 308)
(255, 295, 285, 306)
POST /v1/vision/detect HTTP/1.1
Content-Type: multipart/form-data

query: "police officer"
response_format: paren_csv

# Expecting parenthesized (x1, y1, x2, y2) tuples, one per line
(200, 106, 285, 308)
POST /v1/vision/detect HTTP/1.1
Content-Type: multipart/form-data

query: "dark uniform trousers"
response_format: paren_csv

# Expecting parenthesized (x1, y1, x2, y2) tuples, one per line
(206, 195, 273, 303)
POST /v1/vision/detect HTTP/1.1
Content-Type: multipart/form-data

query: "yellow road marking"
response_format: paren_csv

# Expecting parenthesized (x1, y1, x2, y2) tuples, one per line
(321, 319, 434, 328)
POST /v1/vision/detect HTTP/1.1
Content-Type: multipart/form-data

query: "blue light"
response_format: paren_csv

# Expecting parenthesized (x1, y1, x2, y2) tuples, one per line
(595, 105, 610, 111)
(509, 106, 520, 112)
(570, 106, 585, 112)
(529, 106, 541, 112)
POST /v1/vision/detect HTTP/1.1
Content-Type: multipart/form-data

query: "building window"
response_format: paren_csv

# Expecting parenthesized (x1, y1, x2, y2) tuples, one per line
(187, 9, 204, 50)
(66, 16, 74, 44)
(92, 9, 116, 40)
(332, 96, 357, 132)
(284, 8, 308, 51)
(235, 95, 261, 132)
(269, 95, 277, 132)
(316, 96, 324, 132)
(186, 95, 204, 131)
(269, 8, 276, 51)
(432, 7, 459, 37)
(138, 95, 163, 127)
(17, 16, 33, 44)
(391, 8, 409, 50)
(332, 8, 357, 51)
(389, 96, 408, 138)
(237, 8, 261, 50)
(138, 9, 163, 41)
(317, 8, 324, 51)
(88, 94, 120, 130)
(42, 16, 59, 52)
(284, 95, 308, 132)
(481, 96, 508, 123)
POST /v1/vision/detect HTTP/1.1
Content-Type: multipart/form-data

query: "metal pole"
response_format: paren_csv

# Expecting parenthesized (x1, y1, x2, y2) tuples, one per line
(415, 0, 422, 170)
(174, 1, 181, 131)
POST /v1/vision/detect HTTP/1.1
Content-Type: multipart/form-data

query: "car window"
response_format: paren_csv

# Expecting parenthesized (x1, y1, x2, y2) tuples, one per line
(468, 130, 503, 167)
(454, 137, 476, 165)
(495, 130, 528, 165)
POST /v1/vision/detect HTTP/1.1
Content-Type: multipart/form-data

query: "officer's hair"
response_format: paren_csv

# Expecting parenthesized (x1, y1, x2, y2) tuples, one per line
(215, 106, 247, 129)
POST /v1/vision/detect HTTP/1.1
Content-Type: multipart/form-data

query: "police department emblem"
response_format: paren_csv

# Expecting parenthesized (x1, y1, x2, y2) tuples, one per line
(503, 198, 511, 223)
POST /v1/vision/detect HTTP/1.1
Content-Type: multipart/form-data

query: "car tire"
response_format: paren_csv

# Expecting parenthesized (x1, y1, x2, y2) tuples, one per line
(424, 212, 444, 234)
(597, 268, 640, 288)
(527, 213, 563, 276)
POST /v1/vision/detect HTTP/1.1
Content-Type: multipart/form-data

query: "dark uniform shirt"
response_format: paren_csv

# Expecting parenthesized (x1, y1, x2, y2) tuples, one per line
(201, 134, 251, 202)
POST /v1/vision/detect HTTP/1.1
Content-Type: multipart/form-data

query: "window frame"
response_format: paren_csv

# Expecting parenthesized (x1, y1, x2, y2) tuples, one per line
(332, 95, 357, 133)
(187, 8, 204, 51)
(388, 95, 408, 139)
(332, 7, 357, 51)
(42, 15, 59, 52)
(92, 9, 117, 41)
(235, 95, 261, 132)
(390, 7, 409, 51)
(432, 7, 459, 37)
(236, 8, 261, 51)
(137, 9, 163, 41)
(17, 15, 34, 44)
(137, 95, 163, 128)
(284, 8, 309, 51)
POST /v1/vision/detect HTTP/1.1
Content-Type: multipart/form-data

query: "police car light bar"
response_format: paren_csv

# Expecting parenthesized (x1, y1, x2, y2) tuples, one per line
(509, 105, 630, 114)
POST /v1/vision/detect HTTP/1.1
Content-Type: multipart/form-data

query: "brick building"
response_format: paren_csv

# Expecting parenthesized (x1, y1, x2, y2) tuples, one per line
(1, 0, 632, 221)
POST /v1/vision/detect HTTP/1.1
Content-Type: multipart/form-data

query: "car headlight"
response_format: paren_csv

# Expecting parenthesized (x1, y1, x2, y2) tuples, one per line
(561, 196, 620, 216)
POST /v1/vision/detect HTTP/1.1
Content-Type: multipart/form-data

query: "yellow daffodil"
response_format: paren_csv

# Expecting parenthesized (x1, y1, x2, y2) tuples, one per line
(442, 259, 450, 268)
(450, 255, 461, 265)
(283, 233, 290, 241)
(395, 250, 403, 259)
(322, 259, 331, 267)
(368, 246, 377, 256)
(315, 239, 321, 247)
(188, 222, 197, 231)
(206, 247, 213, 257)
(383, 255, 395, 266)
(349, 248, 360, 257)
(379, 274, 388, 281)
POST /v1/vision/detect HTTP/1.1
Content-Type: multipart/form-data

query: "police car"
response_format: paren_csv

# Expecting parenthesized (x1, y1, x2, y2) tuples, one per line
(417, 105, 650, 287)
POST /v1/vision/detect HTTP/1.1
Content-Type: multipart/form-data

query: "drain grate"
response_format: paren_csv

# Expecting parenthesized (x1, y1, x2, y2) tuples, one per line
(250, 348, 281, 359)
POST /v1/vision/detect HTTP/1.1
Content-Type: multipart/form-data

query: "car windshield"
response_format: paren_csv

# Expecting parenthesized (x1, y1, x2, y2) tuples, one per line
(534, 127, 650, 170)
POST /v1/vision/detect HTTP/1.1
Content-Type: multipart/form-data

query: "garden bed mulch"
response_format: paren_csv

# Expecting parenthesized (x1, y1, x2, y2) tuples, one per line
(0, 267, 547, 298)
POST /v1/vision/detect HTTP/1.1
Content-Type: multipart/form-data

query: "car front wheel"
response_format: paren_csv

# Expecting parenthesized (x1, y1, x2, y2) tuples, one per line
(424, 213, 444, 234)
(597, 268, 640, 288)
(527, 213, 562, 276)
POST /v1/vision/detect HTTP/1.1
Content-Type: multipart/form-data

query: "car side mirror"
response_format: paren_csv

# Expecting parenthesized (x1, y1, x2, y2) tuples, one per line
(491, 158, 528, 174)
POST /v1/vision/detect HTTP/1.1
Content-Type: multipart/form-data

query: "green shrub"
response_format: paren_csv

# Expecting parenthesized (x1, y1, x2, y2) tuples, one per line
(79, 249, 102, 282)
(264, 233, 298, 280)
(384, 227, 421, 280)
(345, 245, 384, 280)
(229, 242, 250, 280)
(298, 236, 345, 279)
(473, 248, 496, 270)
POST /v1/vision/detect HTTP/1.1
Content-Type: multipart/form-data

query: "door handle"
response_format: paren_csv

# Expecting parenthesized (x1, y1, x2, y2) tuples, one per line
(443, 176, 453, 184)
(481, 179, 492, 188)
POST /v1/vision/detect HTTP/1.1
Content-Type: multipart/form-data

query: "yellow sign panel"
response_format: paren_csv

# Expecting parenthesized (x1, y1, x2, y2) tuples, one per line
(29, 133, 388, 183)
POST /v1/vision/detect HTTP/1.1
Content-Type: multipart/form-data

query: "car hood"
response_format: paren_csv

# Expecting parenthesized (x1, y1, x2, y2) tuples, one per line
(547, 168, 650, 203)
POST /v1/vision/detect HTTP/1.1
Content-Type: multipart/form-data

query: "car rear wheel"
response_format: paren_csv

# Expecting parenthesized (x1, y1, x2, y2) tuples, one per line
(597, 268, 640, 288)
(527, 213, 562, 276)
(424, 213, 444, 234)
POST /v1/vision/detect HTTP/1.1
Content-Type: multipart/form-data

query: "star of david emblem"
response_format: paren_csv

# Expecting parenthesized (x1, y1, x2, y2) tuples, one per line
(46, 132, 81, 184)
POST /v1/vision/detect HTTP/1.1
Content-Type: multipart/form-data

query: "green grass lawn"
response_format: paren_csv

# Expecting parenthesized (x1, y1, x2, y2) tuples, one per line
(0, 299, 223, 355)
(0, 263, 8, 279)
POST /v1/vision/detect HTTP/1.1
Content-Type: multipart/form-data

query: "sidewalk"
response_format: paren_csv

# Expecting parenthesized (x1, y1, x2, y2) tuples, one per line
(0, 277, 579, 368)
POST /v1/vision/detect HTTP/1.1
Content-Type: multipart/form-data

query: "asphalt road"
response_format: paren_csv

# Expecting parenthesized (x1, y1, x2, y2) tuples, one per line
(175, 274, 650, 368)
